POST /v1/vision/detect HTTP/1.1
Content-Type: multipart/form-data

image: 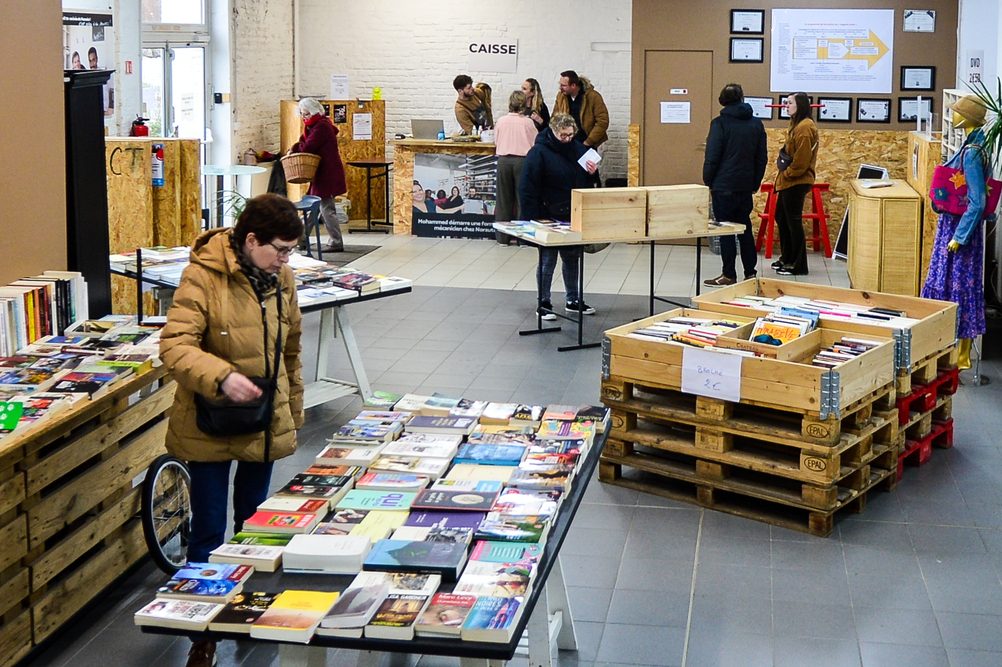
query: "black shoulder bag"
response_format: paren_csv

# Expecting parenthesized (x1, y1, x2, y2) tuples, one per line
(195, 285, 282, 440)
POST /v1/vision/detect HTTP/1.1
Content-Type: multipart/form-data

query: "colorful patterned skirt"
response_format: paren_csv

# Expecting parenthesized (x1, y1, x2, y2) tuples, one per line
(921, 212, 986, 339)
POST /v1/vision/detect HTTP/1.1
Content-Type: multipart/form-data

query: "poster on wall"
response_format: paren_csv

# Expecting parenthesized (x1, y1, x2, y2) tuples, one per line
(412, 153, 497, 239)
(770, 9, 893, 94)
(63, 11, 116, 120)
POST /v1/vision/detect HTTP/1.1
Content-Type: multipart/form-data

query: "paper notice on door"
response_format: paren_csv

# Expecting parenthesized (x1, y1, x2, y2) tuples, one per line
(660, 101, 691, 124)
(353, 113, 372, 140)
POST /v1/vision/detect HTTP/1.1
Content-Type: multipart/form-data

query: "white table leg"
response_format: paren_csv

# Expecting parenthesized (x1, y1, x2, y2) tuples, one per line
(548, 556, 577, 651)
(278, 643, 327, 667)
(525, 554, 577, 667)
(335, 306, 372, 400)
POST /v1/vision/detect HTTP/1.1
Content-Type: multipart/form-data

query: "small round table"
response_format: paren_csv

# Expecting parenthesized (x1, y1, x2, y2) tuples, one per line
(202, 164, 267, 228)
(346, 158, 393, 233)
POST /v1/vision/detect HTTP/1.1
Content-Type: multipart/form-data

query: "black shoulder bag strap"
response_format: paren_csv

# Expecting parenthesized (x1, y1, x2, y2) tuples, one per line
(261, 283, 282, 462)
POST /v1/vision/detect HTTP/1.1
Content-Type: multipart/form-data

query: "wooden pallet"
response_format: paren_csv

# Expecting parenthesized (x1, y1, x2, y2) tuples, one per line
(896, 347, 958, 396)
(602, 374, 896, 446)
(599, 450, 896, 537)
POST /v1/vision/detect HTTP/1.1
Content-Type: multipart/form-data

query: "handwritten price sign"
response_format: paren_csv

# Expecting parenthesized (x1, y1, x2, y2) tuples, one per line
(681, 347, 743, 402)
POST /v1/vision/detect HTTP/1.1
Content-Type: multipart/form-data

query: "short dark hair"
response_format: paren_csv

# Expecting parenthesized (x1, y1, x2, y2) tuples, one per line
(232, 194, 303, 246)
(560, 70, 580, 87)
(790, 91, 812, 125)
(719, 83, 744, 106)
(453, 74, 473, 91)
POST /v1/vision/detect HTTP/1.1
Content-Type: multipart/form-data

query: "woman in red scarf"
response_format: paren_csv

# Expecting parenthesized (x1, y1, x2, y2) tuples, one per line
(291, 97, 348, 252)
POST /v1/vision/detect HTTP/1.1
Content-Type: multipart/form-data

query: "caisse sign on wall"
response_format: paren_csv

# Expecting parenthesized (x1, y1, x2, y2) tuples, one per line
(467, 40, 518, 73)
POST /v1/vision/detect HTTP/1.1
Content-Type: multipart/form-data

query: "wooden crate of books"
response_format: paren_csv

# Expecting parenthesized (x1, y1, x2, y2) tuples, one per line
(0, 368, 174, 649)
(646, 184, 709, 237)
(570, 187, 646, 240)
(603, 308, 896, 435)
(691, 278, 957, 388)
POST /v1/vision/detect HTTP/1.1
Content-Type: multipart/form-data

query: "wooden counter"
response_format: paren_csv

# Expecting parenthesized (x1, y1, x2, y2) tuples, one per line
(848, 179, 923, 296)
(392, 138, 496, 234)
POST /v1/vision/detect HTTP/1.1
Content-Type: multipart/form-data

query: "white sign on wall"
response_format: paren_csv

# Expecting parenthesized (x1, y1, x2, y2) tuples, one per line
(467, 40, 518, 73)
(770, 9, 894, 94)
(967, 50, 985, 86)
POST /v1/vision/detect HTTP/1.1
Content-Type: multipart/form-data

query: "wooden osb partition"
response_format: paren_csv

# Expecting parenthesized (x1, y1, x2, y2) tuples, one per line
(280, 100, 387, 223)
(628, 124, 640, 187)
(758, 129, 911, 254)
(105, 138, 201, 315)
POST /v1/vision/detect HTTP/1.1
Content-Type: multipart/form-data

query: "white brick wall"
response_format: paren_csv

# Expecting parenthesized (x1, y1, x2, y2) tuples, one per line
(231, 0, 295, 157)
(292, 0, 632, 179)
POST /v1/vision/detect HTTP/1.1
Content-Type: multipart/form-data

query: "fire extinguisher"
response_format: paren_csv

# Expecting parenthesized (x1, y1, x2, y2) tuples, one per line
(130, 115, 150, 137)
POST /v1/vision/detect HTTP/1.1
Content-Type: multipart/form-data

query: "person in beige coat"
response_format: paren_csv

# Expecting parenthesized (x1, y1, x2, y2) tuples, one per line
(159, 193, 304, 667)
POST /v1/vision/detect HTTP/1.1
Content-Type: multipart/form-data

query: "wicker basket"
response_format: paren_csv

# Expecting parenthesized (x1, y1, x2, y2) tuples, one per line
(281, 152, 321, 184)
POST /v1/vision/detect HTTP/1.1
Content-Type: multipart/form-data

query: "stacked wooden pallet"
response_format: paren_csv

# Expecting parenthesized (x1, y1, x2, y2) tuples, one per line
(600, 310, 898, 536)
(600, 282, 958, 537)
(896, 349, 959, 476)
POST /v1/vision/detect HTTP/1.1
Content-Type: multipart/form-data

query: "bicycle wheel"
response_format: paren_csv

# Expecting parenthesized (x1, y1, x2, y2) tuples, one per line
(141, 454, 192, 574)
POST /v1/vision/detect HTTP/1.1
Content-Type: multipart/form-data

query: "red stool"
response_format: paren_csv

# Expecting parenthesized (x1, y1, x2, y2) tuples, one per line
(755, 183, 831, 259)
(755, 184, 779, 259)
(803, 183, 832, 258)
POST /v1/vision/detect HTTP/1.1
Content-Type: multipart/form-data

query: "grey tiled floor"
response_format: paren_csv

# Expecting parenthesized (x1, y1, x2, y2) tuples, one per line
(20, 237, 1002, 666)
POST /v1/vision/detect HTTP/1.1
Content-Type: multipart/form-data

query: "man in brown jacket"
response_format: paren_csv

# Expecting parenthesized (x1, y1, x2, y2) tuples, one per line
(453, 74, 494, 133)
(553, 70, 609, 148)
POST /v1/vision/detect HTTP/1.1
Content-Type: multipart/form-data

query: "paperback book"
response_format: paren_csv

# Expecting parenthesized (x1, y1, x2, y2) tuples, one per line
(207, 592, 278, 633)
(415, 592, 477, 637)
(134, 599, 225, 631)
(249, 590, 341, 643)
(411, 487, 500, 513)
(316, 572, 391, 637)
(460, 596, 523, 643)
(156, 563, 254, 603)
(362, 538, 469, 581)
(454, 443, 527, 467)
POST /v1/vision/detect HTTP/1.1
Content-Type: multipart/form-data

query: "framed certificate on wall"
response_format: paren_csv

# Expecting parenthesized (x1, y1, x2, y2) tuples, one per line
(730, 38, 763, 63)
(745, 96, 773, 120)
(817, 97, 852, 123)
(857, 98, 891, 123)
(731, 9, 764, 34)
(900, 66, 936, 91)
(899, 97, 934, 122)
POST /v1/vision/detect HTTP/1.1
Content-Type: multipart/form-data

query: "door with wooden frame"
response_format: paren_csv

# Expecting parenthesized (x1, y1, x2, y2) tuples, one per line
(642, 50, 713, 185)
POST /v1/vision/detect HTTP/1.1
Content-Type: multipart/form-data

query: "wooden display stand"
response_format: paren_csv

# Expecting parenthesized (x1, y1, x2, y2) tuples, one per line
(570, 184, 710, 241)
(691, 278, 958, 394)
(0, 369, 174, 666)
(600, 307, 900, 536)
(907, 131, 944, 286)
(280, 100, 386, 224)
(847, 179, 923, 296)
(105, 138, 201, 316)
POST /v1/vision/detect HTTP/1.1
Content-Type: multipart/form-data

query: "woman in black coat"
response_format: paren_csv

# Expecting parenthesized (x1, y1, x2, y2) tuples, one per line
(518, 114, 598, 320)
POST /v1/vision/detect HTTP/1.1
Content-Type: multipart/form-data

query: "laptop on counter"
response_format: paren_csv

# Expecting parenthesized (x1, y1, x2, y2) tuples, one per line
(412, 119, 445, 140)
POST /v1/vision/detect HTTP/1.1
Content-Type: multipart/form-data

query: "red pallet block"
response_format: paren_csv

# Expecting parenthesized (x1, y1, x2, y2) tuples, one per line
(896, 385, 936, 425)
(930, 418, 954, 449)
(928, 368, 960, 397)
(897, 419, 954, 480)
(897, 438, 933, 479)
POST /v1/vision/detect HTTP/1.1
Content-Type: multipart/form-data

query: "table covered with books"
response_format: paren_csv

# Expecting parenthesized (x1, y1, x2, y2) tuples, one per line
(136, 400, 610, 665)
(493, 219, 747, 352)
(108, 247, 413, 408)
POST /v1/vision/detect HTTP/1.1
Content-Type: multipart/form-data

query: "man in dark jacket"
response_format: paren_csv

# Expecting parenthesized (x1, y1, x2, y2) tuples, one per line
(519, 114, 599, 319)
(702, 83, 768, 286)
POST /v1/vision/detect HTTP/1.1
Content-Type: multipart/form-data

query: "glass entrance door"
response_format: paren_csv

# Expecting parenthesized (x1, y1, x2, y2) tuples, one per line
(141, 43, 205, 139)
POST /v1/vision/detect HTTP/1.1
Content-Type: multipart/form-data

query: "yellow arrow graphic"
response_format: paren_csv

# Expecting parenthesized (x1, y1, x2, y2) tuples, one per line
(815, 31, 889, 68)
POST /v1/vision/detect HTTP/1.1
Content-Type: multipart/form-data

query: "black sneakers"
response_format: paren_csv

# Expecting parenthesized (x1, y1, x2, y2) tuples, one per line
(565, 300, 596, 315)
(537, 300, 557, 321)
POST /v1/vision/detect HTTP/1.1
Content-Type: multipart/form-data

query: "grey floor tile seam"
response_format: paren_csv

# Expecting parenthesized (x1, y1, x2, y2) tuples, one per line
(679, 512, 704, 667)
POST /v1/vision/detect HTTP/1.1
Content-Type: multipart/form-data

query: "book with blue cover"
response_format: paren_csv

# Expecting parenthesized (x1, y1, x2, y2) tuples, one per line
(460, 596, 523, 642)
(362, 539, 469, 581)
(454, 443, 526, 466)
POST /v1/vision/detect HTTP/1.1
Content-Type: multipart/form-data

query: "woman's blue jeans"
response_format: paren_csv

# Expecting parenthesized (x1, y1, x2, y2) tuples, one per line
(187, 460, 274, 562)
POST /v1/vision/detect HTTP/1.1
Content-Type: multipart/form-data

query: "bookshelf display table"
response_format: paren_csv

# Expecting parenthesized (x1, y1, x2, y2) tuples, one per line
(108, 255, 412, 409)
(141, 428, 608, 666)
(493, 221, 746, 352)
(598, 278, 959, 535)
(0, 369, 173, 667)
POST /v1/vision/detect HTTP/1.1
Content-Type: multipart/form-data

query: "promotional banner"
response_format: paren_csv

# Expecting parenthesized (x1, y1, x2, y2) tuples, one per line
(412, 153, 497, 239)
(770, 9, 893, 94)
(63, 11, 116, 119)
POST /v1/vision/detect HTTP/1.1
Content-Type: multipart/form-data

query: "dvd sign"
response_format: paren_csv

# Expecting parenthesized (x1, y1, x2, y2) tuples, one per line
(467, 40, 518, 73)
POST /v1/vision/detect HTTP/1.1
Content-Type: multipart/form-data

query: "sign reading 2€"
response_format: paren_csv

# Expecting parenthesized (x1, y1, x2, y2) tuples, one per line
(467, 40, 518, 73)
